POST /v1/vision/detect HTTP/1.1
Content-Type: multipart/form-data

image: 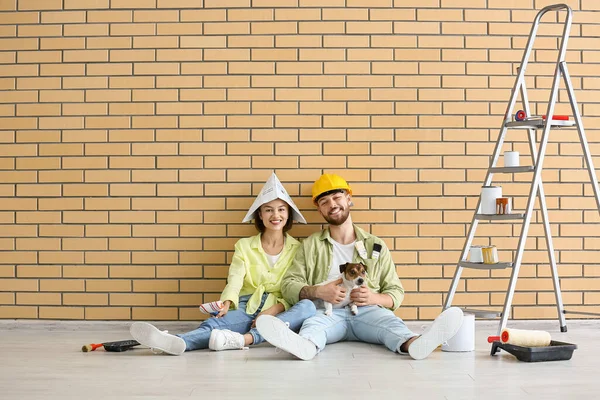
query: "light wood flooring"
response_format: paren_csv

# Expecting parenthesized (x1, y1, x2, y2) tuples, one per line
(1, 318, 597, 399)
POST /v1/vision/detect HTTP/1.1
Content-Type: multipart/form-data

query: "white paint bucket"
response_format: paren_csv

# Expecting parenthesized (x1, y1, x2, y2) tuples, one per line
(441, 313, 475, 352)
(469, 246, 483, 263)
(504, 151, 520, 167)
(480, 186, 502, 215)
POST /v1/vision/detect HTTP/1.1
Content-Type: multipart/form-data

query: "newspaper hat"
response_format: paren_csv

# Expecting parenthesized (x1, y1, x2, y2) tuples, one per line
(242, 173, 307, 224)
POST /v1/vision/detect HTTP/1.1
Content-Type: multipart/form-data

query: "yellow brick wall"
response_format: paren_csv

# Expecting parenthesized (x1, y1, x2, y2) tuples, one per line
(1, 0, 599, 321)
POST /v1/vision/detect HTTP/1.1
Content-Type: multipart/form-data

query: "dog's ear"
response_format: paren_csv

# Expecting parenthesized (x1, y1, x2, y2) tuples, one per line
(360, 262, 367, 272)
(339, 263, 348, 273)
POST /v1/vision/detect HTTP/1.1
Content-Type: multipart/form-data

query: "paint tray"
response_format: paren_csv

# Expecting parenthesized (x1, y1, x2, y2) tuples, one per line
(490, 340, 577, 362)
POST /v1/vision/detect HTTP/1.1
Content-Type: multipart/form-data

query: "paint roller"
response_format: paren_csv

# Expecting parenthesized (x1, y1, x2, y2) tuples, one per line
(487, 328, 551, 347)
(81, 339, 140, 352)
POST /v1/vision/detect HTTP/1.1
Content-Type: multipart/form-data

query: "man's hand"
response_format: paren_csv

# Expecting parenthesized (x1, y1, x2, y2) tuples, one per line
(350, 287, 394, 308)
(350, 285, 375, 306)
(315, 277, 346, 304)
(215, 300, 231, 318)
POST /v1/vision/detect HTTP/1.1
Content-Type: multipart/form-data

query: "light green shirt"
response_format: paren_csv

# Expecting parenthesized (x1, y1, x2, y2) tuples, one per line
(220, 233, 300, 314)
(281, 224, 405, 310)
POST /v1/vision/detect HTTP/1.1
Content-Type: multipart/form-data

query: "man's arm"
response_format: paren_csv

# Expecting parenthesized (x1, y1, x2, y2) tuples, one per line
(300, 278, 346, 304)
(376, 241, 404, 309)
(299, 285, 319, 300)
(281, 242, 310, 305)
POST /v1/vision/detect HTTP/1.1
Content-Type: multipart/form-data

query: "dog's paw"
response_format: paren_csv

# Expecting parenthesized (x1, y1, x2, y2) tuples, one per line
(324, 310, 332, 316)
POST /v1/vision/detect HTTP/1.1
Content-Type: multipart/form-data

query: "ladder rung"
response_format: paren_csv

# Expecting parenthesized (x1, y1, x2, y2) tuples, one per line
(475, 213, 525, 221)
(459, 308, 502, 318)
(490, 166, 534, 173)
(563, 310, 600, 317)
(459, 261, 513, 270)
(505, 119, 576, 129)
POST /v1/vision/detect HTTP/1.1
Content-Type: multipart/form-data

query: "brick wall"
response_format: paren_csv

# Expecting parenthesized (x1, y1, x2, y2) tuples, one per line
(1, 0, 599, 321)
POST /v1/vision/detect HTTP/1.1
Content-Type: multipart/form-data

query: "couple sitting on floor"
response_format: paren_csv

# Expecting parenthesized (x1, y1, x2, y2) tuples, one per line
(130, 173, 464, 361)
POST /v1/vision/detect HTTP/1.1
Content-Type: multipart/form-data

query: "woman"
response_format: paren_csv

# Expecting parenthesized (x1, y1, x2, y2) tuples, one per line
(129, 173, 316, 355)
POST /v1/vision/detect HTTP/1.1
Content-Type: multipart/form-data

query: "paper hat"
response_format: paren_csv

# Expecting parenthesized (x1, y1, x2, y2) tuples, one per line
(242, 173, 307, 224)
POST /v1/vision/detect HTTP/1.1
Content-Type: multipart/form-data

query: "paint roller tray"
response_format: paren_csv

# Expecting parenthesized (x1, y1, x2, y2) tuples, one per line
(490, 340, 577, 362)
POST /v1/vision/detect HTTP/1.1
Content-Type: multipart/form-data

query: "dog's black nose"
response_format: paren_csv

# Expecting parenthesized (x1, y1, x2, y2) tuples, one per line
(357, 278, 364, 285)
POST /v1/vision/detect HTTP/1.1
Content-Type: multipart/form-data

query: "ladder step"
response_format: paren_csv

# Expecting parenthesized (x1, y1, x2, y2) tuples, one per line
(475, 213, 525, 221)
(505, 119, 576, 129)
(459, 261, 513, 270)
(460, 308, 502, 318)
(563, 309, 600, 317)
(490, 166, 534, 174)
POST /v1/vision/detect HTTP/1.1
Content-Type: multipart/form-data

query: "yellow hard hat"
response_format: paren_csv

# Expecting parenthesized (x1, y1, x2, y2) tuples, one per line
(311, 173, 352, 204)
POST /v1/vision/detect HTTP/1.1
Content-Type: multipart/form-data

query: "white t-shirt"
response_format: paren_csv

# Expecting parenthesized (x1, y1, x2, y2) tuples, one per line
(266, 251, 281, 268)
(328, 239, 355, 280)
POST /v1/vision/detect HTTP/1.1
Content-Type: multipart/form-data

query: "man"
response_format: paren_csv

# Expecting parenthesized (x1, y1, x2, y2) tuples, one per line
(256, 173, 464, 360)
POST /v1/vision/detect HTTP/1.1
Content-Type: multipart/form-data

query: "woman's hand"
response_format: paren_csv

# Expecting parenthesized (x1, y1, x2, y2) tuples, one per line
(215, 300, 231, 318)
(251, 303, 284, 328)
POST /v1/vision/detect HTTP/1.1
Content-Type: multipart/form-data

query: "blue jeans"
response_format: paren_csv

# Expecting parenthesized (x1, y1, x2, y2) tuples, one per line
(299, 306, 417, 353)
(178, 294, 316, 351)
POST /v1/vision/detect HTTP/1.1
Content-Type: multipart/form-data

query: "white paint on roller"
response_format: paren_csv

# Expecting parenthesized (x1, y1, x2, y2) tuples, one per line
(503, 328, 552, 347)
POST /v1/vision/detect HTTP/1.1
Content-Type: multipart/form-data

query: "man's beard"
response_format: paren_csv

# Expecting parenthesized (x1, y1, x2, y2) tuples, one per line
(323, 207, 350, 226)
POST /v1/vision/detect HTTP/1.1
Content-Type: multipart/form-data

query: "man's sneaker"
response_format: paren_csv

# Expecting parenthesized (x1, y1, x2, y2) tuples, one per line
(255, 315, 317, 361)
(208, 329, 247, 351)
(408, 307, 464, 360)
(130, 322, 186, 356)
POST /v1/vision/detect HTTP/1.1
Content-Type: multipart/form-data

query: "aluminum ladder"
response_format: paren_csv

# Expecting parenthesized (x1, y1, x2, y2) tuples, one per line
(443, 4, 600, 336)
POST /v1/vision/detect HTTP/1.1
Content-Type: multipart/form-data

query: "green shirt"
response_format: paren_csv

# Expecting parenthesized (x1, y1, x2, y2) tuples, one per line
(281, 224, 405, 310)
(220, 233, 300, 314)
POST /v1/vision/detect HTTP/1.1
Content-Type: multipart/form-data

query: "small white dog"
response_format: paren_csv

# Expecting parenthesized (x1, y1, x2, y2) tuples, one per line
(322, 262, 367, 316)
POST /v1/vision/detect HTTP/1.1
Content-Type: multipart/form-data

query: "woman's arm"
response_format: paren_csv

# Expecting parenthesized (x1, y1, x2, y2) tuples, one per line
(251, 302, 285, 327)
(215, 300, 231, 318)
(219, 241, 247, 310)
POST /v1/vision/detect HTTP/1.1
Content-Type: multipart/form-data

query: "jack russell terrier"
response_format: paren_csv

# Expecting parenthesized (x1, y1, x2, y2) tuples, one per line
(322, 262, 367, 316)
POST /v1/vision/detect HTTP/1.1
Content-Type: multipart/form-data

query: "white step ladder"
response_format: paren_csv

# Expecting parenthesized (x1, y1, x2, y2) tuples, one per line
(443, 4, 600, 335)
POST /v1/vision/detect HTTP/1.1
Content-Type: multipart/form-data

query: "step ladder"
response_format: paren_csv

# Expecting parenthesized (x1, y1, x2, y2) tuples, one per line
(443, 4, 600, 336)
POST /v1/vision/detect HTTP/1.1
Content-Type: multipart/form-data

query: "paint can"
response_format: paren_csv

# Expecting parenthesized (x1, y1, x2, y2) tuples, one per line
(504, 151, 520, 167)
(495, 197, 511, 214)
(482, 245, 499, 264)
(442, 313, 475, 352)
(480, 186, 502, 215)
(469, 246, 483, 263)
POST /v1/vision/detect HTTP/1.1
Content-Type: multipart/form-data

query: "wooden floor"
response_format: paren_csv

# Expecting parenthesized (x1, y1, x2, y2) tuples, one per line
(2, 318, 597, 399)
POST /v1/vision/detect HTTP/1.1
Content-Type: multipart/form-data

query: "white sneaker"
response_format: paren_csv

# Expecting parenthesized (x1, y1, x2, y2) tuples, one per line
(255, 315, 317, 361)
(208, 329, 247, 351)
(408, 307, 464, 360)
(130, 322, 186, 356)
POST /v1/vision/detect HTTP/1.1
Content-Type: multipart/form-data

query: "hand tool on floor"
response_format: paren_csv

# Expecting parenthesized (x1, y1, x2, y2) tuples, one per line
(487, 327, 551, 347)
(82, 339, 140, 352)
